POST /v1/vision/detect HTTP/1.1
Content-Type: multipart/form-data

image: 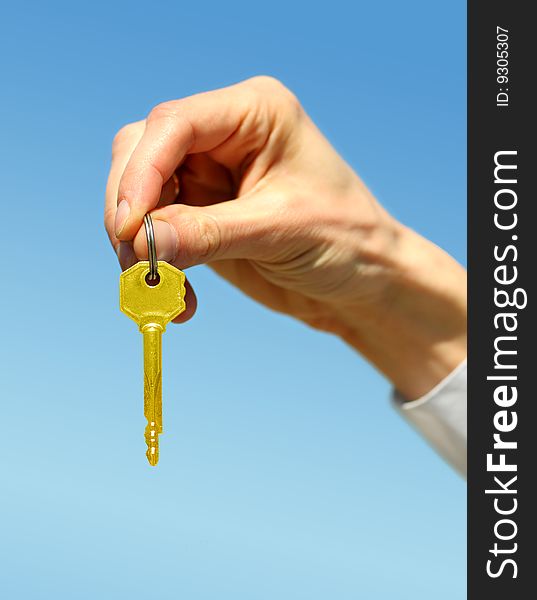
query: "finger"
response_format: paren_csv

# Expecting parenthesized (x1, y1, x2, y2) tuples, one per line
(116, 241, 138, 271)
(210, 260, 322, 321)
(104, 120, 145, 251)
(114, 77, 280, 240)
(131, 192, 287, 270)
(209, 259, 288, 312)
(172, 278, 197, 324)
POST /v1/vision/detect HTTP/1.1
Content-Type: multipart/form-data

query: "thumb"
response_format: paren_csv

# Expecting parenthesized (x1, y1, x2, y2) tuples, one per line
(132, 195, 285, 269)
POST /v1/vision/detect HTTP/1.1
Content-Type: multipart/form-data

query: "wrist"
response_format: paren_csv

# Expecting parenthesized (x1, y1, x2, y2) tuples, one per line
(333, 222, 467, 400)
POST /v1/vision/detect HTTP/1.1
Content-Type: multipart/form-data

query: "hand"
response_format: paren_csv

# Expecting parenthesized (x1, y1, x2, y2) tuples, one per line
(105, 76, 466, 400)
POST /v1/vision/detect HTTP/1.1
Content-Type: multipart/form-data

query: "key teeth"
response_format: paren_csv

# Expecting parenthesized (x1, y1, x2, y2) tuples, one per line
(144, 366, 162, 466)
(145, 423, 160, 466)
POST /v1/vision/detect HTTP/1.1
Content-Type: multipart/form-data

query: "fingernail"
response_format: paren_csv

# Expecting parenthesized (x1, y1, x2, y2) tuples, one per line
(116, 241, 137, 270)
(153, 220, 178, 261)
(114, 200, 130, 236)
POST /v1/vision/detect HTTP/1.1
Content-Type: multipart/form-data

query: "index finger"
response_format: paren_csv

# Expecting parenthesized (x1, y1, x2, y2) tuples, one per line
(104, 120, 145, 250)
(113, 79, 261, 241)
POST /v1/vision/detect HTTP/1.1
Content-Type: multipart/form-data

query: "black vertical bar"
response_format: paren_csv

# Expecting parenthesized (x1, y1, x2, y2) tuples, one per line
(468, 1, 535, 597)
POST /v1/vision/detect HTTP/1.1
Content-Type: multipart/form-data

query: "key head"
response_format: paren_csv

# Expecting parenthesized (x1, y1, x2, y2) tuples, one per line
(120, 261, 186, 329)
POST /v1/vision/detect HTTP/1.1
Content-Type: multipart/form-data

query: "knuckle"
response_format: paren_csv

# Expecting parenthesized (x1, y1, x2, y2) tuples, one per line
(172, 210, 223, 265)
(247, 75, 301, 111)
(147, 100, 178, 122)
(247, 75, 286, 93)
(193, 213, 222, 260)
(112, 121, 142, 152)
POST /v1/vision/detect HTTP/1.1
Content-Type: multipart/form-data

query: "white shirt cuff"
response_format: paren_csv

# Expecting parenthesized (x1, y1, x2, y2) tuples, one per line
(392, 359, 467, 477)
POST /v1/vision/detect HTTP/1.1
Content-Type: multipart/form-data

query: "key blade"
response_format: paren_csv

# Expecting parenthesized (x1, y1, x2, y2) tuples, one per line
(143, 326, 163, 466)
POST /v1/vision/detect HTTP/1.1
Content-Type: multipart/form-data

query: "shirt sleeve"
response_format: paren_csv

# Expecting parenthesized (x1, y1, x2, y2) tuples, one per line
(392, 359, 467, 477)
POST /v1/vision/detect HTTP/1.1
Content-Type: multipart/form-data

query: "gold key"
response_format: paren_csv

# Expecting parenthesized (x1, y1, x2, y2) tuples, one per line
(120, 260, 186, 466)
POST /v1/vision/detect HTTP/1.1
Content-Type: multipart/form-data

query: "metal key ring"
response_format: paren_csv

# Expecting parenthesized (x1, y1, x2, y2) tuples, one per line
(144, 213, 158, 281)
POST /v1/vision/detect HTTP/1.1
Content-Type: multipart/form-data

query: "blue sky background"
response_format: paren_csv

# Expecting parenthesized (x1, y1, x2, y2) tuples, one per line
(0, 1, 466, 598)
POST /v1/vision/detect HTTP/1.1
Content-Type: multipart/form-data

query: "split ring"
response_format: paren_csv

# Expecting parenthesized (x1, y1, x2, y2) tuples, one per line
(143, 213, 158, 281)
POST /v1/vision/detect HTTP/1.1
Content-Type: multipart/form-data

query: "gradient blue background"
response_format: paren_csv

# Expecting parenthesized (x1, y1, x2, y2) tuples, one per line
(0, 1, 466, 598)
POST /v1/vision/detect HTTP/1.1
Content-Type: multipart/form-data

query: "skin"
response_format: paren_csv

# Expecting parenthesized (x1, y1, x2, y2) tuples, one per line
(105, 76, 467, 400)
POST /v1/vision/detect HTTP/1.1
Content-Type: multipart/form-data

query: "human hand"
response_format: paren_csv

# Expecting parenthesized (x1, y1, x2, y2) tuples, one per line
(105, 76, 466, 399)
